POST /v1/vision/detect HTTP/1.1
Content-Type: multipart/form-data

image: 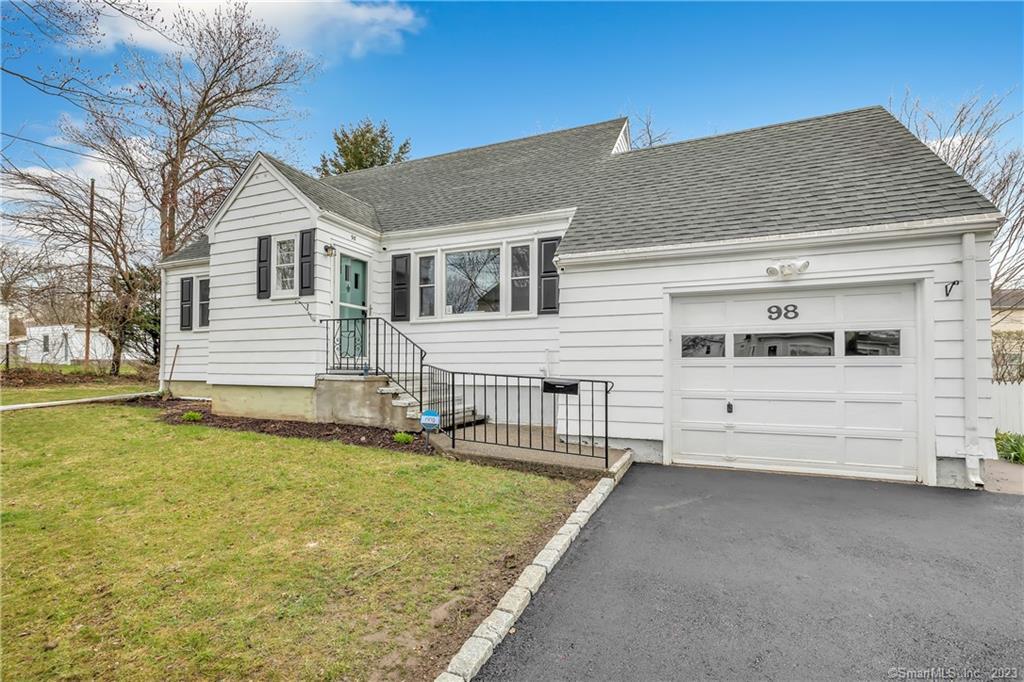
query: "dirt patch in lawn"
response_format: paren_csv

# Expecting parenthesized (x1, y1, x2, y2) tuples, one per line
(1, 367, 152, 388)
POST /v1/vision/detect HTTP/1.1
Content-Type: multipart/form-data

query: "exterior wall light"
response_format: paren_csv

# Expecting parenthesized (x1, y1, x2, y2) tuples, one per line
(323, 244, 337, 257)
(766, 259, 810, 279)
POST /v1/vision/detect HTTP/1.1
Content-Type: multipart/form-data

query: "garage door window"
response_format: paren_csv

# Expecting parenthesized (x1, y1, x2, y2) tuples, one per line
(680, 335, 726, 357)
(845, 330, 900, 356)
(735, 332, 834, 357)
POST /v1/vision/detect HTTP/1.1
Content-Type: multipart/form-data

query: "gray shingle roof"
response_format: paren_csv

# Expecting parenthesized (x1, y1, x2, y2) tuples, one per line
(992, 289, 1024, 309)
(321, 118, 628, 234)
(260, 154, 380, 230)
(163, 106, 998, 264)
(561, 106, 997, 254)
(323, 106, 996, 254)
(162, 234, 209, 263)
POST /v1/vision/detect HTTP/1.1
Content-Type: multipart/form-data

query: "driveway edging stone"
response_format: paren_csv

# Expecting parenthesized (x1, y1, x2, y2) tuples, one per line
(437, 451, 633, 681)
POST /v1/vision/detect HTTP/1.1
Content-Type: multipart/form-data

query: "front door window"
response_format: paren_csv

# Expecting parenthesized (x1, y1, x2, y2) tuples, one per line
(339, 255, 368, 358)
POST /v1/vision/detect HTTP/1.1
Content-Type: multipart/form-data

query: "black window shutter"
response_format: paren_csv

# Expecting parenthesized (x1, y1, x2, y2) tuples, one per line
(256, 236, 271, 299)
(299, 229, 315, 296)
(538, 237, 561, 314)
(180, 277, 193, 330)
(391, 254, 410, 321)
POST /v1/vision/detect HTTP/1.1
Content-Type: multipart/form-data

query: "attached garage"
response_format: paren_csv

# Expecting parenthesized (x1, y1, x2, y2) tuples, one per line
(669, 284, 920, 482)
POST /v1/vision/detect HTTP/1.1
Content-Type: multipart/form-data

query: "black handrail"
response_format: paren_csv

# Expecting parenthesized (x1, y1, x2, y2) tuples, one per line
(421, 363, 614, 467)
(321, 317, 428, 405)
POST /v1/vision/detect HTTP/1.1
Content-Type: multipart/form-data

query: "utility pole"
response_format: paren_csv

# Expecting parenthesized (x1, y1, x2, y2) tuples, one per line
(84, 178, 95, 365)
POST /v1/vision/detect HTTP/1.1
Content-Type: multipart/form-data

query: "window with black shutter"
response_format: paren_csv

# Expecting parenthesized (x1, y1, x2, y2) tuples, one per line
(391, 253, 410, 321)
(180, 277, 194, 330)
(256, 236, 271, 299)
(298, 229, 315, 296)
(198, 278, 210, 327)
(538, 237, 561, 314)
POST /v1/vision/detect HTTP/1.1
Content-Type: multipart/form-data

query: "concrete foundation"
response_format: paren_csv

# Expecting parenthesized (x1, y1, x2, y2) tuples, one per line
(211, 384, 315, 421)
(313, 375, 419, 430)
(167, 380, 213, 399)
(206, 376, 418, 431)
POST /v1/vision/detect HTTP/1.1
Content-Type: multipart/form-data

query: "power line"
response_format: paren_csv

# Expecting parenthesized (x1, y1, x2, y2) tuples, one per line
(1, 132, 107, 162)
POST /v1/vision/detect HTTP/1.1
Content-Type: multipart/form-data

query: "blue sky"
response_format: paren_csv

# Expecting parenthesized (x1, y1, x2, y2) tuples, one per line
(2, 1, 1021, 174)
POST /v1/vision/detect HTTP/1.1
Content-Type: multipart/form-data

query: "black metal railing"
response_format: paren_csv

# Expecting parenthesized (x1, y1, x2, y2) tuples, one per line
(322, 317, 427, 403)
(421, 365, 614, 467)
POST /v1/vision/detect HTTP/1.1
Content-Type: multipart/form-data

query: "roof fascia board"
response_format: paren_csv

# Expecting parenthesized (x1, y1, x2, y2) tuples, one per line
(157, 256, 210, 269)
(380, 207, 578, 243)
(318, 210, 382, 240)
(557, 213, 1003, 267)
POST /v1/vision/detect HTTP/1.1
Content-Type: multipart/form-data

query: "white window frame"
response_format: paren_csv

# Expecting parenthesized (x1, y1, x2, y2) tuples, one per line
(414, 251, 437, 320)
(271, 233, 298, 299)
(442, 242, 503, 319)
(404, 234, 559, 323)
(506, 240, 534, 316)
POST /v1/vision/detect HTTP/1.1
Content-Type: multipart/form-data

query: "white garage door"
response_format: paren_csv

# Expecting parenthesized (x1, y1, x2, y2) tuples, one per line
(670, 284, 918, 481)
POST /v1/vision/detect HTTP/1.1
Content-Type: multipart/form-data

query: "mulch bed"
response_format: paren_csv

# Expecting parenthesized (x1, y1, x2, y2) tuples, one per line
(1, 367, 153, 388)
(149, 398, 435, 455)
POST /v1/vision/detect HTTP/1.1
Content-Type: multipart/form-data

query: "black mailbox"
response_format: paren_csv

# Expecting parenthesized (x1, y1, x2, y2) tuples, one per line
(543, 378, 579, 396)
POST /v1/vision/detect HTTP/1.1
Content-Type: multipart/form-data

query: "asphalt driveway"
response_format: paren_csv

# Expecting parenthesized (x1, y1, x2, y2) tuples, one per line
(478, 464, 1024, 681)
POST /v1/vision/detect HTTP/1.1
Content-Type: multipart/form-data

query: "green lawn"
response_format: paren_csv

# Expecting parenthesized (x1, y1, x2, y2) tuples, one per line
(1, 382, 157, 406)
(1, 405, 579, 680)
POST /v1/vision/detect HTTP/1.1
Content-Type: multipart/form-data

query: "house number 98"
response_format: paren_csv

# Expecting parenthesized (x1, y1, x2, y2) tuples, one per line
(767, 304, 799, 320)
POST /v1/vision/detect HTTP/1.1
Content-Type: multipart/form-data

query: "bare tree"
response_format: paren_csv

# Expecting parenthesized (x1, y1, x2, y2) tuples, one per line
(630, 109, 671, 149)
(892, 91, 1024, 322)
(61, 2, 318, 257)
(1, 0, 165, 109)
(0, 243, 44, 305)
(3, 161, 155, 373)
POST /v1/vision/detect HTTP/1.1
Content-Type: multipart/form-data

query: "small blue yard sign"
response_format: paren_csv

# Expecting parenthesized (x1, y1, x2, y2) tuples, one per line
(420, 409, 441, 432)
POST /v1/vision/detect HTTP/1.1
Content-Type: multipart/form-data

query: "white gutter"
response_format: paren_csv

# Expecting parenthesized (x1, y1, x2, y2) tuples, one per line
(157, 256, 210, 269)
(957, 231, 984, 487)
(556, 213, 1003, 267)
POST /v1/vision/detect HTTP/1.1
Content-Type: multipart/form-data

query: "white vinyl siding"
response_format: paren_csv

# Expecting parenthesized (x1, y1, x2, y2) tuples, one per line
(374, 214, 570, 376)
(162, 263, 210, 382)
(557, 232, 996, 472)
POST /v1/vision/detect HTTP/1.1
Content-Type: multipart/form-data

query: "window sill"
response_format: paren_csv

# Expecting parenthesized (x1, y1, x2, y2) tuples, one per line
(410, 310, 541, 324)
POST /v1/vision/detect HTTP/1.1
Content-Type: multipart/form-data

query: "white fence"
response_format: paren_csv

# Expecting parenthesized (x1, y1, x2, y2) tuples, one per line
(993, 382, 1024, 433)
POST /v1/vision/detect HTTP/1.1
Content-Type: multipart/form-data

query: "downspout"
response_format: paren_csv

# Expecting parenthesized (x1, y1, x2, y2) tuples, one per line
(158, 268, 167, 393)
(958, 232, 984, 487)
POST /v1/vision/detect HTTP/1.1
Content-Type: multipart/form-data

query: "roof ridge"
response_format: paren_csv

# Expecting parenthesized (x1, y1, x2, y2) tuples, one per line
(321, 117, 629, 184)
(616, 105, 888, 156)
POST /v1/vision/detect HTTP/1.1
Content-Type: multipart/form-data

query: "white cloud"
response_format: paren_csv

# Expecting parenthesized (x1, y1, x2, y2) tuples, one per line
(94, 1, 423, 58)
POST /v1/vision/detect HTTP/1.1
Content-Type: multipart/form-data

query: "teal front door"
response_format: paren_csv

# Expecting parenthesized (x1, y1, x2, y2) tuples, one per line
(339, 255, 367, 358)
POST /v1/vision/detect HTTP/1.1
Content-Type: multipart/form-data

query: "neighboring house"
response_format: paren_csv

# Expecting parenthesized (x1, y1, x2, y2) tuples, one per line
(23, 325, 118, 365)
(992, 289, 1024, 331)
(158, 106, 1003, 488)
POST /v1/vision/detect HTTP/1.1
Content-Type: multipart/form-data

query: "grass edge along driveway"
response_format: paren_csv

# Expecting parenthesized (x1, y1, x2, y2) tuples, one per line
(1, 403, 581, 680)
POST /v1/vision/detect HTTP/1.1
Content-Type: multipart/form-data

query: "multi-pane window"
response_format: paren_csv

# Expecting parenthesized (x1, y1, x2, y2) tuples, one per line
(419, 255, 435, 317)
(445, 247, 500, 314)
(198, 279, 211, 328)
(510, 244, 531, 312)
(274, 236, 296, 293)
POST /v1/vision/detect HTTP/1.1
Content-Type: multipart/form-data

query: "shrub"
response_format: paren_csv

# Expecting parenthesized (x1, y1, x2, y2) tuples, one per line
(181, 410, 204, 423)
(393, 432, 414, 445)
(995, 431, 1024, 464)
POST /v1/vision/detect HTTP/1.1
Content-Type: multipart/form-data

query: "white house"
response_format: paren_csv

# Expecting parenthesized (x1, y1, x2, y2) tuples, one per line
(23, 324, 117, 365)
(158, 106, 1002, 488)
